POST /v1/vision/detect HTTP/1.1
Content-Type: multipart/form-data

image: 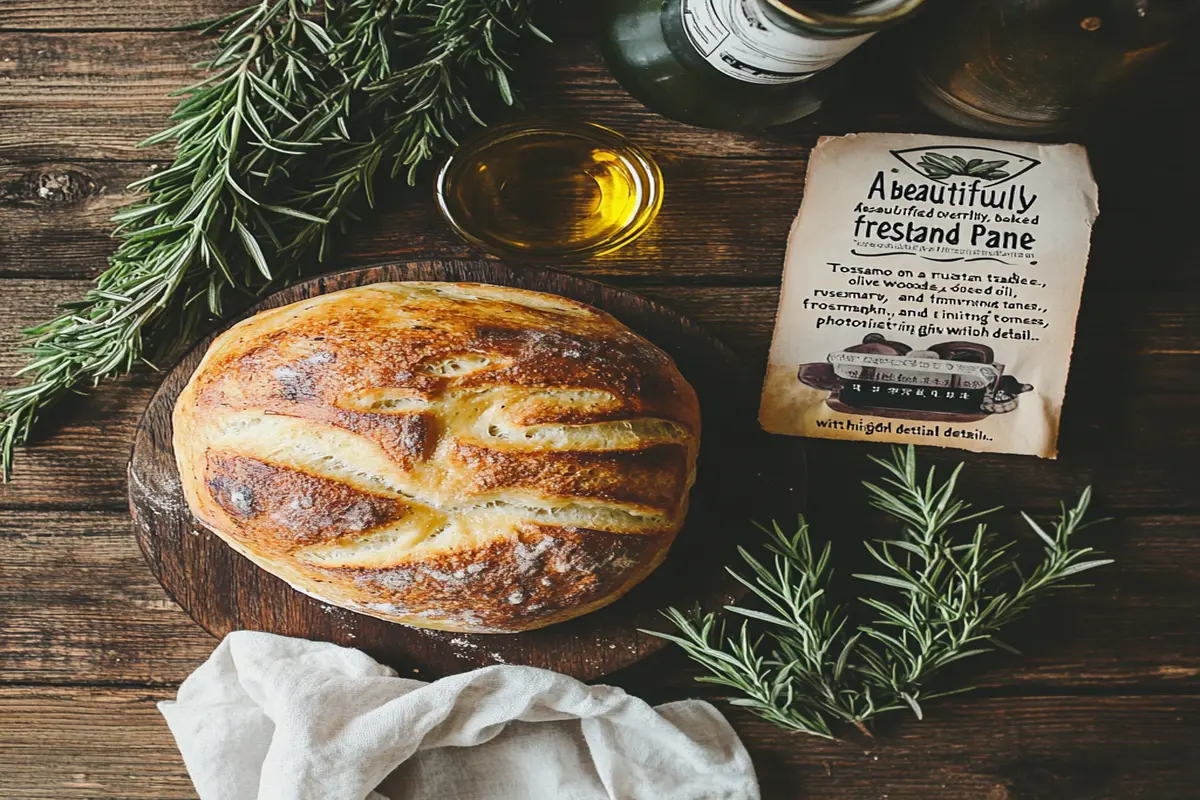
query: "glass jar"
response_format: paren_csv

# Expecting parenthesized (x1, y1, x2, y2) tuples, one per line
(912, 0, 1200, 136)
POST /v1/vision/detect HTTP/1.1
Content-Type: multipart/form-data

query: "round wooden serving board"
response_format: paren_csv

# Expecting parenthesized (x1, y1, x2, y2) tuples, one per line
(129, 260, 805, 681)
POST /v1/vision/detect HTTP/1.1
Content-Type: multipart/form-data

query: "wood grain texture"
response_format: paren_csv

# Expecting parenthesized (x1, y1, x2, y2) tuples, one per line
(1, 4, 1199, 797)
(128, 260, 806, 680)
(0, 511, 215, 684)
(6, 279, 1200, 510)
(0, 32, 208, 161)
(0, 0, 246, 30)
(0, 687, 192, 800)
(2, 688, 1197, 800)
(0, 32, 833, 162)
(739, 696, 1200, 800)
(7, 281, 1200, 390)
(0, 0, 597, 33)
(0, 161, 145, 279)
(4, 510, 1198, 690)
(1, 130, 1198, 288)
(0, 30, 1196, 288)
(0, 157, 817, 280)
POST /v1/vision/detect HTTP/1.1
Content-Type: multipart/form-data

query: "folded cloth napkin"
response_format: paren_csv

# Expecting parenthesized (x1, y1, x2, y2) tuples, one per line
(159, 631, 759, 800)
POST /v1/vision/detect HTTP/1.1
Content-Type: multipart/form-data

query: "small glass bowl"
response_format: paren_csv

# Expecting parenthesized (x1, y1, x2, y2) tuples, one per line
(435, 121, 663, 260)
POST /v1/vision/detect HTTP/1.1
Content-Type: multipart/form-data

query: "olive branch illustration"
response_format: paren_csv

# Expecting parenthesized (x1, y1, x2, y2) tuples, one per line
(918, 153, 1010, 180)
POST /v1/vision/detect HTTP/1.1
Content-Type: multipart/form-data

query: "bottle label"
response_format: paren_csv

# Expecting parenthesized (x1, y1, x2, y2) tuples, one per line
(681, 0, 873, 85)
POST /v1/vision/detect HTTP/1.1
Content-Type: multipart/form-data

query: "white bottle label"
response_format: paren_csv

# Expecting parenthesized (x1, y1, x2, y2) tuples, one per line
(681, 0, 874, 85)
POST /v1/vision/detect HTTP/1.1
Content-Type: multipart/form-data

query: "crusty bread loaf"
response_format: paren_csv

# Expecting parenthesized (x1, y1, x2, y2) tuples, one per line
(173, 282, 700, 633)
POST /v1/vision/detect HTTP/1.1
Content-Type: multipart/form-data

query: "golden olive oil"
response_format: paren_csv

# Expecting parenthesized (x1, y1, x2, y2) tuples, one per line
(436, 122, 662, 259)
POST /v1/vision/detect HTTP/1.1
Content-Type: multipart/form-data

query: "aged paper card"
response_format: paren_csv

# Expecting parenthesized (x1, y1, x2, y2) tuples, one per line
(760, 133, 1099, 458)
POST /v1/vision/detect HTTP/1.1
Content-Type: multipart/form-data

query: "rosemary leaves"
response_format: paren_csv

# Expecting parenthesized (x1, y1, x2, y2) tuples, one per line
(649, 446, 1111, 738)
(0, 0, 543, 479)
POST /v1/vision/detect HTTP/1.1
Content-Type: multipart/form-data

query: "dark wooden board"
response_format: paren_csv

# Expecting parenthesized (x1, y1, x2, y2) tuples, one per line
(127, 259, 806, 680)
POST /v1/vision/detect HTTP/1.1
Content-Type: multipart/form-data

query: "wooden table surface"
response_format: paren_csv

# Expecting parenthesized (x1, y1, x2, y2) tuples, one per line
(2, 3, 1199, 799)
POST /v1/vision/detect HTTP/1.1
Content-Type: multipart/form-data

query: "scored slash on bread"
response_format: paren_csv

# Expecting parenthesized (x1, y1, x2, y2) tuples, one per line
(172, 282, 701, 633)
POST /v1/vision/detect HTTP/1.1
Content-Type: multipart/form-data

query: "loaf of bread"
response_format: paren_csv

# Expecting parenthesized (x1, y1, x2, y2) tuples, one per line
(173, 282, 700, 633)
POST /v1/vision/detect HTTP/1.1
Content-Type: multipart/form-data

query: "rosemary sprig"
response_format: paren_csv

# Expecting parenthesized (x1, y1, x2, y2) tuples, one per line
(279, 0, 547, 260)
(0, 0, 541, 479)
(649, 446, 1112, 738)
(0, 0, 325, 477)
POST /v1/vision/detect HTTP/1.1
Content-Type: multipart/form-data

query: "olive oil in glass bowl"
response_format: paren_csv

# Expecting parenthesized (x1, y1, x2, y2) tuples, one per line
(435, 122, 663, 260)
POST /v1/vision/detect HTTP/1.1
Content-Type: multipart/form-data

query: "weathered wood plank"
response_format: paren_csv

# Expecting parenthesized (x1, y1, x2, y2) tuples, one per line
(0, 381, 150, 508)
(2, 150, 1199, 289)
(0, 687, 193, 800)
(0, 0, 598, 33)
(0, 687, 1196, 799)
(3, 279, 1200, 508)
(0, 31, 1196, 287)
(738, 696, 1200, 800)
(0, 161, 143, 278)
(0, 32, 207, 161)
(0, 512, 216, 684)
(0, 32, 834, 163)
(1, 28, 1193, 167)
(0, 0, 244, 30)
(0, 157, 816, 280)
(0, 277, 152, 505)
(1, 510, 1197, 689)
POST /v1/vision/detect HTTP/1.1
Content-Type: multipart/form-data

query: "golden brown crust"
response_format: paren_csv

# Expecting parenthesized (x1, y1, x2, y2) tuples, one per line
(447, 441, 689, 510)
(332, 523, 674, 632)
(173, 282, 700, 633)
(203, 453, 413, 552)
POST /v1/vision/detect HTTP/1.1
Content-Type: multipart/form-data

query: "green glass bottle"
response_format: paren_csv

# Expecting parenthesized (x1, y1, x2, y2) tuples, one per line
(600, 0, 928, 131)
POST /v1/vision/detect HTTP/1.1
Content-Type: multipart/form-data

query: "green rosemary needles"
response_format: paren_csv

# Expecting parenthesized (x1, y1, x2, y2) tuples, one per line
(649, 446, 1112, 738)
(0, 0, 544, 479)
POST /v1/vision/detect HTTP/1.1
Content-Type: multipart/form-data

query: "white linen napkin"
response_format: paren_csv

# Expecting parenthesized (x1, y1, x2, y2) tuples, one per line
(159, 631, 760, 800)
